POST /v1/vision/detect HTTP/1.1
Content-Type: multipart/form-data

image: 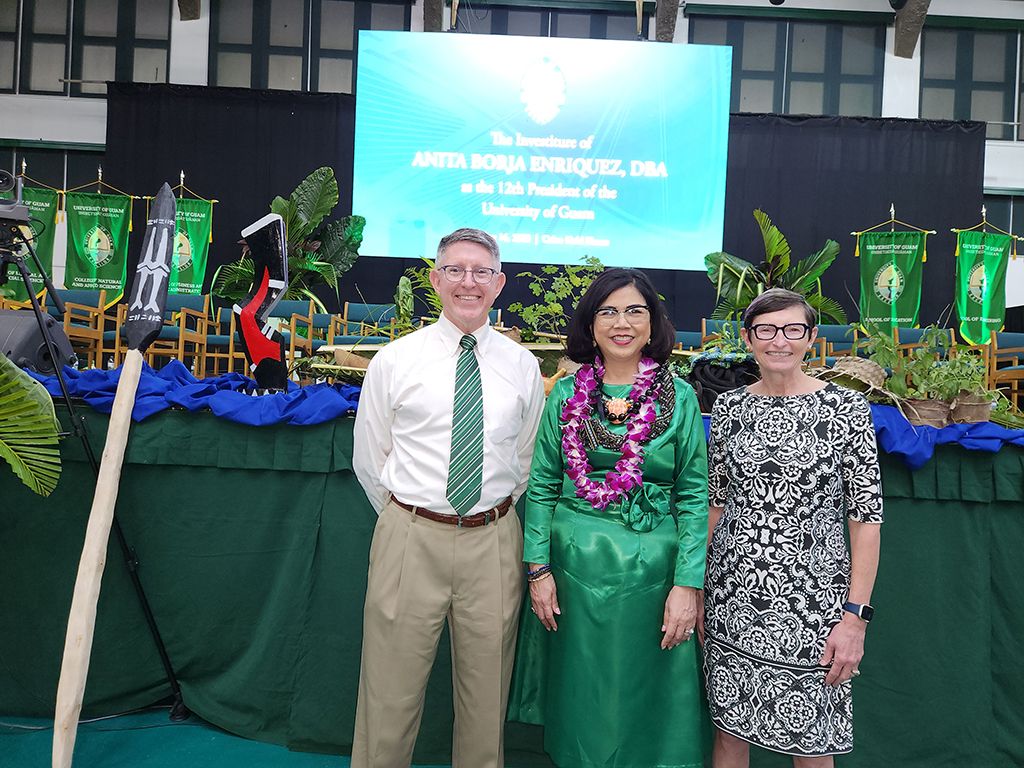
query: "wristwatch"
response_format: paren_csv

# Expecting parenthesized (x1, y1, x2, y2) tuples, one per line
(844, 601, 874, 622)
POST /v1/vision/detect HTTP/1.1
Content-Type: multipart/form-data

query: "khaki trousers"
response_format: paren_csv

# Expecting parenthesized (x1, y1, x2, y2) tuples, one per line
(351, 498, 524, 768)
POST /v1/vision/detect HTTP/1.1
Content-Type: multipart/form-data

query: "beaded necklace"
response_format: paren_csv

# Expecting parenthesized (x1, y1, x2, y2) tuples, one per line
(560, 356, 664, 510)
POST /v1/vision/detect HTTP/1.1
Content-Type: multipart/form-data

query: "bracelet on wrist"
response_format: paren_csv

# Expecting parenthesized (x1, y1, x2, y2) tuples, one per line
(528, 570, 553, 584)
(526, 563, 551, 578)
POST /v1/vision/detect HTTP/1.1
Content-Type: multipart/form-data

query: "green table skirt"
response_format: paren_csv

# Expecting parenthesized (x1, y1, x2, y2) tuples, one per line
(1, 406, 1023, 767)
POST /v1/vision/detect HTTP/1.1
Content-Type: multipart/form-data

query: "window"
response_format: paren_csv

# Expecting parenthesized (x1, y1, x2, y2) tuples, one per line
(453, 6, 650, 40)
(0, 2, 17, 92)
(689, 16, 885, 117)
(12, 0, 171, 96)
(210, 0, 412, 93)
(920, 28, 1017, 141)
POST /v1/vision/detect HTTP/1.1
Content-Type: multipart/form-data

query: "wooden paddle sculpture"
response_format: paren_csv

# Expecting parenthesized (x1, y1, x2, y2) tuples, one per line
(234, 213, 289, 391)
(52, 183, 177, 768)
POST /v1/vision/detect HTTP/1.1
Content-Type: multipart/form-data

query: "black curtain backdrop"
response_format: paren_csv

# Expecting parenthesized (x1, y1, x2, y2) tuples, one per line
(105, 85, 986, 331)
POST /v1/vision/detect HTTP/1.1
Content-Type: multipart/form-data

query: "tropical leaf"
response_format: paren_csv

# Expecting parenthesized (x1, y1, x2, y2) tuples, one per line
(211, 257, 256, 301)
(805, 292, 848, 325)
(286, 252, 337, 290)
(269, 195, 303, 248)
(788, 239, 841, 294)
(406, 257, 442, 318)
(710, 297, 745, 321)
(313, 218, 361, 277)
(754, 209, 790, 285)
(0, 351, 61, 496)
(394, 276, 414, 326)
(289, 167, 338, 242)
(704, 252, 766, 306)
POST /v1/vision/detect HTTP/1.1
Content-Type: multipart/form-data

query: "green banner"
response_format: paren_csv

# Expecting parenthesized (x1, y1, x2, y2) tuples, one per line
(955, 230, 1011, 345)
(858, 230, 927, 333)
(64, 192, 132, 294)
(170, 198, 213, 295)
(0, 187, 60, 302)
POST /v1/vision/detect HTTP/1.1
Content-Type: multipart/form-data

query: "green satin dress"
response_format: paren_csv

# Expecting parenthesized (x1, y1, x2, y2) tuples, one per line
(508, 374, 711, 768)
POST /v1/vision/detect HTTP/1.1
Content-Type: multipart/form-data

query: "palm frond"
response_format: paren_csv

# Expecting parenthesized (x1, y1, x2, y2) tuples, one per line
(805, 292, 848, 325)
(754, 209, 790, 285)
(788, 240, 841, 294)
(211, 257, 255, 301)
(0, 352, 61, 496)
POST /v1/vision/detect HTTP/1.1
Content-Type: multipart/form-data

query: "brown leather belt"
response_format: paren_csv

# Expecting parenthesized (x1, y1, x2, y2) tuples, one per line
(392, 496, 513, 528)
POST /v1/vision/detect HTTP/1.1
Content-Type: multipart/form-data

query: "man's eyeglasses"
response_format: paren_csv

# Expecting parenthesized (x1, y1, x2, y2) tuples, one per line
(594, 305, 650, 326)
(750, 323, 812, 341)
(438, 265, 499, 284)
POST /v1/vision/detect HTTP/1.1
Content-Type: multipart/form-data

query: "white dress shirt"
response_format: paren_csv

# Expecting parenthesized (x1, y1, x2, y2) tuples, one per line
(352, 313, 546, 515)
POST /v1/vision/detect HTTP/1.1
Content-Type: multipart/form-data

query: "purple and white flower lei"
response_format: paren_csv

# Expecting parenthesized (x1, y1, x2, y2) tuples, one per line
(560, 355, 662, 510)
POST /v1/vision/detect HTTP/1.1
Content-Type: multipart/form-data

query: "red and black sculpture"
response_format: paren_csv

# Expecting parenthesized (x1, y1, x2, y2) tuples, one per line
(235, 213, 289, 391)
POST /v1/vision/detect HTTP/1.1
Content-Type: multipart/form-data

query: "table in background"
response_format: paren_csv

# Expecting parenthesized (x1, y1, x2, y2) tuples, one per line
(2, 407, 1022, 767)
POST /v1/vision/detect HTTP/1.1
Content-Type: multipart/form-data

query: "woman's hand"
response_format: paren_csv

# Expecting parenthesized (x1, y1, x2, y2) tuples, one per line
(662, 585, 698, 649)
(820, 613, 867, 686)
(527, 563, 560, 631)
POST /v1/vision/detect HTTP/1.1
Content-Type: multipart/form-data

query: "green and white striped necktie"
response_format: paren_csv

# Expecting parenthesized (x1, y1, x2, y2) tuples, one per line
(446, 334, 484, 517)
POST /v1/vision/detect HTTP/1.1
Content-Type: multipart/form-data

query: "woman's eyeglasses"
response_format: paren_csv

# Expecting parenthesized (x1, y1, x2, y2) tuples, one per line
(750, 323, 811, 341)
(594, 305, 650, 326)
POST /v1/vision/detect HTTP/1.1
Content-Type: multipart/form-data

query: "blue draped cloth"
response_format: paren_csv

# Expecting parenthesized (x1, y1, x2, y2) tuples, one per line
(700, 403, 1024, 470)
(27, 366, 1024, 465)
(30, 360, 361, 426)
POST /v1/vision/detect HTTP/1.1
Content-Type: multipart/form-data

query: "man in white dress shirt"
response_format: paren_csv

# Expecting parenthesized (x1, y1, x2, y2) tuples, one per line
(351, 228, 545, 768)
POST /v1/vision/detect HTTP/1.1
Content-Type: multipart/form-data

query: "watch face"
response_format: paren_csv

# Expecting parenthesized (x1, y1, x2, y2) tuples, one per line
(861, 604, 874, 621)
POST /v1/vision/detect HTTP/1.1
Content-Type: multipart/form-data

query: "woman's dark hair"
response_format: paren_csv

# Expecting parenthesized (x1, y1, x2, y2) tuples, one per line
(565, 268, 676, 364)
(743, 288, 816, 330)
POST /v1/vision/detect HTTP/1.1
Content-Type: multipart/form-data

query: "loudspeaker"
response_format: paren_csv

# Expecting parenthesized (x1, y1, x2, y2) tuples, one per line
(0, 309, 77, 375)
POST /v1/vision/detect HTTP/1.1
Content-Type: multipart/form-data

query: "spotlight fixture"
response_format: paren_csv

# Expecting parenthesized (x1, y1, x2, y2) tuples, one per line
(889, 0, 909, 8)
(769, 0, 785, 5)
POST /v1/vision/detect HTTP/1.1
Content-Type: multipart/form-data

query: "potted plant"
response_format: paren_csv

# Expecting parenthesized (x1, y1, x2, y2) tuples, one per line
(212, 166, 365, 313)
(705, 209, 847, 324)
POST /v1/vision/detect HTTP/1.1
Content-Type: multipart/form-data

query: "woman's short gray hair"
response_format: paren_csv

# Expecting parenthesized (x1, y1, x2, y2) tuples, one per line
(436, 228, 501, 268)
(743, 288, 816, 330)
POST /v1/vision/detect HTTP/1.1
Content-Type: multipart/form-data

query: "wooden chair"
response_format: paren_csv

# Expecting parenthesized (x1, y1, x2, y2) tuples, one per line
(340, 302, 396, 337)
(107, 293, 210, 374)
(893, 327, 954, 357)
(675, 330, 703, 352)
(205, 306, 248, 377)
(59, 289, 108, 370)
(701, 318, 741, 346)
(988, 331, 1024, 406)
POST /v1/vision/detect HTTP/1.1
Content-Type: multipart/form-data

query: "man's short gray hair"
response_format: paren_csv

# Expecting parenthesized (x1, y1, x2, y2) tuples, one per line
(436, 228, 501, 269)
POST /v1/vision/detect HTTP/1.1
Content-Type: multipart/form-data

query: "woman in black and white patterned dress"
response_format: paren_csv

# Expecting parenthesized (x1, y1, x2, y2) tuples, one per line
(700, 288, 883, 768)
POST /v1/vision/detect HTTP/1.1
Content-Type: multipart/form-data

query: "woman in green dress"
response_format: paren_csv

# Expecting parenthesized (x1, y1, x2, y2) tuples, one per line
(508, 268, 710, 768)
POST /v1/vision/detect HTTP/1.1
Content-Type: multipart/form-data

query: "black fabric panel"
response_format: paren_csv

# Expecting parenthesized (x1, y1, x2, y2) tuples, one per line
(103, 88, 987, 332)
(103, 83, 355, 302)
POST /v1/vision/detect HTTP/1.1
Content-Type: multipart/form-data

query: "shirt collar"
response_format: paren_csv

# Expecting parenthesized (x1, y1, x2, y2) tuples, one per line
(437, 312, 492, 358)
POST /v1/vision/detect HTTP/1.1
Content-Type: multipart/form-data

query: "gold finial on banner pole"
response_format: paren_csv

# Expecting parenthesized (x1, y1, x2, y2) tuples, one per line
(97, 165, 103, 194)
(890, 204, 895, 232)
(180, 170, 185, 198)
(21, 158, 26, 175)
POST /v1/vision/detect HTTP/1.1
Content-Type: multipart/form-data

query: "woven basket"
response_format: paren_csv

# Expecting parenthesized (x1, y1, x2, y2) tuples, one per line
(949, 390, 991, 424)
(819, 357, 886, 391)
(332, 349, 371, 369)
(904, 398, 950, 428)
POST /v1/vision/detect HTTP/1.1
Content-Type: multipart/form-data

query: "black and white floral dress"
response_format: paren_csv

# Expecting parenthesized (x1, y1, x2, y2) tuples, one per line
(704, 383, 884, 757)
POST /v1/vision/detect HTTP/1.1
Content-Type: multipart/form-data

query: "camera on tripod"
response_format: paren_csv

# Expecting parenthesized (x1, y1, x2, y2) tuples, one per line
(0, 170, 30, 227)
